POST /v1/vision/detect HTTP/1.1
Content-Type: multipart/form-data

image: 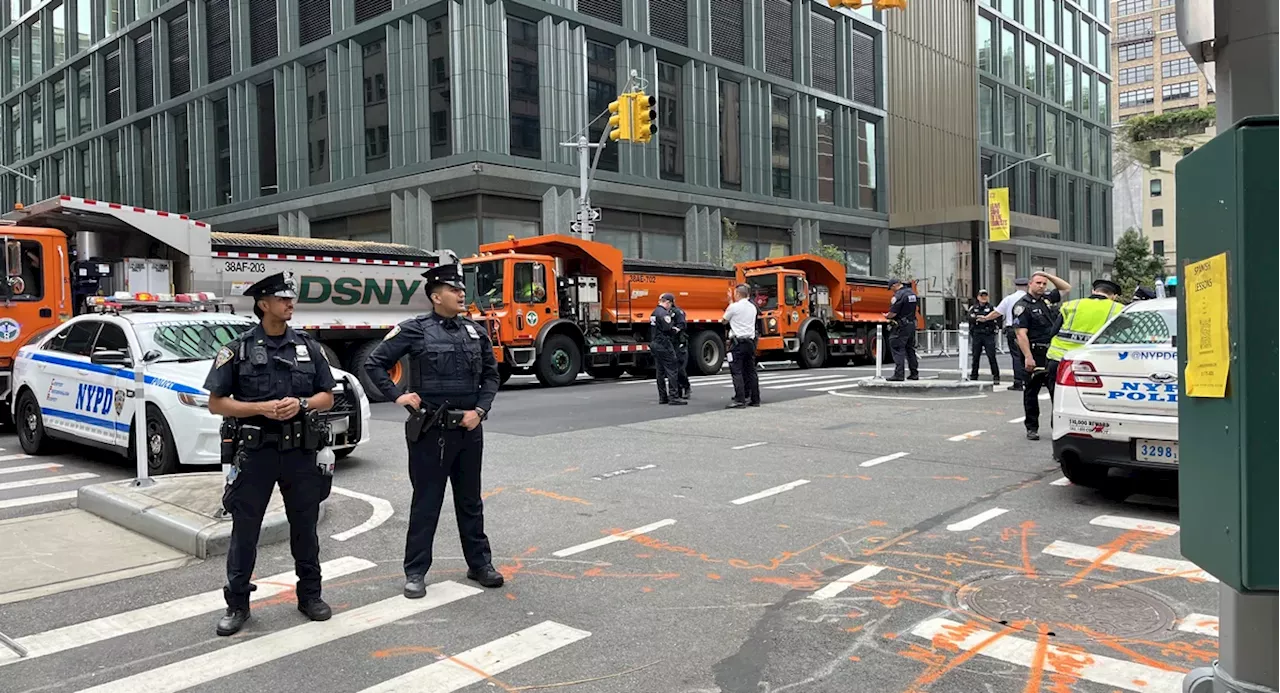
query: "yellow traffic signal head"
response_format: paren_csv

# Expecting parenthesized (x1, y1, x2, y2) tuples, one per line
(632, 93, 657, 144)
(872, 0, 905, 9)
(831, 0, 865, 8)
(608, 93, 633, 142)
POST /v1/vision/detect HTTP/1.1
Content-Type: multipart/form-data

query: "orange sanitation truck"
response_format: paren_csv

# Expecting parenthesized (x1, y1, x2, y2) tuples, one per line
(0, 224, 74, 414)
(463, 234, 918, 386)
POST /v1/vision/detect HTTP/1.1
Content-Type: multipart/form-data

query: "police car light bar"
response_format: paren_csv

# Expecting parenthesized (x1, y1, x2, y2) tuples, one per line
(85, 292, 225, 311)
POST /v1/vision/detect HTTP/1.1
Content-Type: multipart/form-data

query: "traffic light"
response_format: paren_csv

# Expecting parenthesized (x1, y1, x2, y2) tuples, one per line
(872, 0, 906, 8)
(826, 0, 865, 8)
(632, 92, 657, 144)
(608, 93, 633, 142)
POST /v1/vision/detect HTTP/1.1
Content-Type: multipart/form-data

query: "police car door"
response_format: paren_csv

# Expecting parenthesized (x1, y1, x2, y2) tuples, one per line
(40, 320, 115, 443)
(89, 321, 136, 449)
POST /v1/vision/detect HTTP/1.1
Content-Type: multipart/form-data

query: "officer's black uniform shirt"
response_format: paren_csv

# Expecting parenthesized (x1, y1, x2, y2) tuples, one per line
(364, 312, 500, 411)
(889, 287, 918, 323)
(650, 305, 677, 344)
(204, 324, 336, 427)
(1011, 293, 1057, 345)
(968, 302, 998, 335)
(670, 306, 688, 345)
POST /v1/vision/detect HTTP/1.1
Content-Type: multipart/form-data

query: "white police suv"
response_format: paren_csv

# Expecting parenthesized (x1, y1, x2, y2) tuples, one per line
(10, 293, 371, 475)
(1051, 297, 1179, 490)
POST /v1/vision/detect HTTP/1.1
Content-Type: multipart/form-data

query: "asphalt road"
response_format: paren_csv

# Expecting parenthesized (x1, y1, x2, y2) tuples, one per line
(0, 359, 1212, 693)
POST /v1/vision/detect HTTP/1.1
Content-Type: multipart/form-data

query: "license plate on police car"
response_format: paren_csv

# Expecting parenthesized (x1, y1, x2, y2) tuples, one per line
(1135, 439, 1178, 464)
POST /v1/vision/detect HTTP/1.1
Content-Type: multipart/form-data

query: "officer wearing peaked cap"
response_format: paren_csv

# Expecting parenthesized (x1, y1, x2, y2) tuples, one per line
(204, 270, 338, 636)
(363, 254, 505, 599)
(650, 292, 685, 405)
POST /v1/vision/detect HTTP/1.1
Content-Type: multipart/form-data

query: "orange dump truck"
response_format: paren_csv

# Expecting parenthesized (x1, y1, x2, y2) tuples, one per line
(0, 225, 75, 415)
(735, 254, 925, 368)
(463, 234, 736, 385)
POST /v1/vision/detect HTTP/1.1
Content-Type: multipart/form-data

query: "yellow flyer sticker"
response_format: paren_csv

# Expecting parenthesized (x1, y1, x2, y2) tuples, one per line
(1183, 252, 1229, 398)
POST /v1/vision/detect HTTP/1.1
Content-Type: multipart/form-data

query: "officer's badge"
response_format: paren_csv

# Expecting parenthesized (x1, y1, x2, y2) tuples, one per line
(464, 324, 479, 339)
(664, 315, 672, 323)
(295, 344, 311, 362)
(1013, 305, 1025, 317)
(384, 325, 402, 341)
(214, 346, 234, 369)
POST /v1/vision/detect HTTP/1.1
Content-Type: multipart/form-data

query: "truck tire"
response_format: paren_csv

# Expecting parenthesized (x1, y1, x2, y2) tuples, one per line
(350, 340, 409, 403)
(690, 330, 724, 375)
(535, 334, 581, 386)
(797, 330, 826, 369)
(499, 362, 513, 385)
(320, 344, 342, 370)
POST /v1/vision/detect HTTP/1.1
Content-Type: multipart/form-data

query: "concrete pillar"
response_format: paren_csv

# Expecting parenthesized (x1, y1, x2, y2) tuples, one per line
(684, 205, 721, 264)
(278, 209, 311, 237)
(870, 227, 889, 276)
(454, 0, 510, 155)
(539, 18, 585, 166)
(392, 187, 433, 248)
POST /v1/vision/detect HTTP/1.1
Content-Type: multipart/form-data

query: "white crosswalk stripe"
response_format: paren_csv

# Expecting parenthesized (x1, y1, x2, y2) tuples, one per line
(0, 472, 98, 491)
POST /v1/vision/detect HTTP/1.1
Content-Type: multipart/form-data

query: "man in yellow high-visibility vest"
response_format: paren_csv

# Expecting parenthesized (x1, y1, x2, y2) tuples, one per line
(1046, 277, 1124, 371)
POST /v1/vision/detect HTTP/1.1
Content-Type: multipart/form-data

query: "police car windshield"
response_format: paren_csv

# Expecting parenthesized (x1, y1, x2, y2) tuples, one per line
(137, 321, 255, 362)
(747, 276, 778, 310)
(1091, 308, 1177, 346)
(464, 261, 502, 311)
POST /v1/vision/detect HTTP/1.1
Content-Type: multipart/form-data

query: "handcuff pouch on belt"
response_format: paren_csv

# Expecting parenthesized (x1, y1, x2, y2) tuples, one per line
(405, 402, 469, 442)
(238, 413, 331, 452)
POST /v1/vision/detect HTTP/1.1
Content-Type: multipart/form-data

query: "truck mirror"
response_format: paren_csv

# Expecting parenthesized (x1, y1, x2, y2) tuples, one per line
(4, 239, 19, 277)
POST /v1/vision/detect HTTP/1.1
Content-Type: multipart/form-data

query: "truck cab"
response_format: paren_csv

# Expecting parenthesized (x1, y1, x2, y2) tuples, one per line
(1, 226, 73, 408)
(463, 251, 561, 379)
(742, 267, 809, 355)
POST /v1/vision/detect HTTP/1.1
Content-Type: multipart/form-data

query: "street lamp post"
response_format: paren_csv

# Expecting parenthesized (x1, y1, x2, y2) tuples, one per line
(981, 151, 1051, 248)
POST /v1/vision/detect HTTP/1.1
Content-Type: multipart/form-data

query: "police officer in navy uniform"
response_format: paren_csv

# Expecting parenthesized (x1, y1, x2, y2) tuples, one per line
(883, 278, 919, 381)
(967, 289, 1000, 384)
(205, 271, 337, 636)
(1012, 271, 1070, 440)
(363, 254, 505, 598)
(670, 298, 691, 399)
(650, 293, 686, 405)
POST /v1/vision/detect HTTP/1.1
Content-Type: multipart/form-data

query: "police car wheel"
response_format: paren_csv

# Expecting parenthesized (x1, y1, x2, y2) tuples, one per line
(333, 448, 353, 460)
(1059, 458, 1111, 490)
(15, 390, 52, 455)
(127, 404, 180, 476)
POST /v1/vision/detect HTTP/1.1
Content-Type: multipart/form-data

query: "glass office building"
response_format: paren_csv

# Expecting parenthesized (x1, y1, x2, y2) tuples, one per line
(0, 0, 891, 273)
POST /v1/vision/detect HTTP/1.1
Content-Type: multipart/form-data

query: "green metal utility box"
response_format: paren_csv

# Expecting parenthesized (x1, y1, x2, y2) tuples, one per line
(1175, 115, 1278, 593)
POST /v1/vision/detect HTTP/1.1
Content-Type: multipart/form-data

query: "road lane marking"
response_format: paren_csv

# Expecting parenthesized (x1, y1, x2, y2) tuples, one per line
(1090, 515, 1180, 536)
(1177, 613, 1219, 637)
(909, 617, 1185, 692)
(1050, 477, 1072, 486)
(590, 464, 657, 481)
(730, 479, 811, 505)
(1008, 416, 1026, 424)
(766, 376, 867, 390)
(329, 486, 395, 542)
(1042, 541, 1218, 582)
(75, 582, 482, 693)
(0, 472, 98, 491)
(859, 452, 908, 468)
(0, 490, 79, 510)
(1039, 393, 1050, 400)
(0, 462, 63, 475)
(827, 391, 988, 401)
(0, 557, 377, 667)
(809, 378, 874, 392)
(0, 453, 33, 463)
(552, 519, 677, 557)
(731, 442, 768, 450)
(947, 430, 986, 441)
(358, 620, 591, 692)
(946, 508, 1009, 531)
(809, 565, 885, 600)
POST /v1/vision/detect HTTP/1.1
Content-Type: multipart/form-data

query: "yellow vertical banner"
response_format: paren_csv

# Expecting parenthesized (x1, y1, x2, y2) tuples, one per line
(1184, 252, 1230, 397)
(987, 187, 1010, 241)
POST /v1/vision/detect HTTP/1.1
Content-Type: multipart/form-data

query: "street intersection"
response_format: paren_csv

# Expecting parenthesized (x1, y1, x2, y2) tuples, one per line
(0, 359, 1208, 693)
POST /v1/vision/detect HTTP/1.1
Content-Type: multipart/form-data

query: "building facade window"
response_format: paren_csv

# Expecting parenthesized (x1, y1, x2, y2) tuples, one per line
(858, 118, 878, 210)
(172, 109, 190, 211)
(1119, 64, 1153, 84)
(1118, 40, 1153, 61)
(206, 0, 230, 82)
(249, 0, 277, 65)
(1159, 11, 1176, 30)
(169, 13, 190, 97)
(1062, 60, 1074, 109)
(76, 62, 89, 134)
(76, 0, 90, 52)
(977, 14, 993, 73)
(428, 16, 450, 159)
(1044, 50, 1057, 100)
(105, 48, 121, 122)
(816, 106, 834, 204)
(1162, 80, 1197, 100)
(257, 81, 276, 195)
(1152, 208, 1163, 226)
(138, 122, 154, 207)
(586, 40, 617, 172)
(1117, 17, 1151, 39)
(658, 61, 683, 182)
(1152, 239, 1164, 256)
(1162, 57, 1195, 78)
(1081, 124, 1092, 174)
(213, 97, 230, 204)
(135, 32, 153, 111)
(52, 76, 65, 144)
(1001, 26, 1016, 82)
(770, 93, 790, 198)
(28, 88, 41, 152)
(362, 40, 389, 172)
(763, 0, 793, 80)
(1159, 35, 1182, 55)
(306, 59, 328, 185)
(718, 78, 741, 189)
(1149, 178, 1162, 196)
(979, 83, 994, 143)
(1119, 87, 1154, 108)
(1024, 38, 1038, 92)
(1044, 0, 1056, 43)
(507, 16, 539, 160)
(299, 0, 331, 46)
(1116, 0, 1152, 16)
(30, 16, 41, 76)
(1025, 102, 1038, 154)
(1002, 91, 1018, 151)
(1044, 109, 1056, 163)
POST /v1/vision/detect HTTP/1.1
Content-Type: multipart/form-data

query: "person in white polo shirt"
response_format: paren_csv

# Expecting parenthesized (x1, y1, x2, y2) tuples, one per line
(722, 283, 760, 408)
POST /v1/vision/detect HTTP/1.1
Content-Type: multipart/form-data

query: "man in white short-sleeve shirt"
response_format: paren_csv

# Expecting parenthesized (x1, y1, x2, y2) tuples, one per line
(722, 284, 760, 407)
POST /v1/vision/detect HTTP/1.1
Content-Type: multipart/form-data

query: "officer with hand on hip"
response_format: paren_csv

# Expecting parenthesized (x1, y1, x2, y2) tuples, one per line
(363, 253, 505, 599)
(205, 271, 337, 636)
(670, 297, 691, 400)
(650, 293, 686, 405)
(883, 278, 919, 381)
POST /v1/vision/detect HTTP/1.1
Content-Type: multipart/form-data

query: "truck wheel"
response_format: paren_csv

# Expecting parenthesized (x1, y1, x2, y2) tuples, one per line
(350, 340, 409, 403)
(320, 344, 342, 369)
(535, 334, 581, 386)
(690, 331, 724, 375)
(499, 362, 513, 385)
(797, 330, 826, 369)
(16, 390, 52, 455)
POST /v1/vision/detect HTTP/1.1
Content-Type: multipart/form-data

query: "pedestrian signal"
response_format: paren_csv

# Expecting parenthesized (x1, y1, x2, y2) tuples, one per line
(608, 94, 633, 142)
(632, 93, 657, 144)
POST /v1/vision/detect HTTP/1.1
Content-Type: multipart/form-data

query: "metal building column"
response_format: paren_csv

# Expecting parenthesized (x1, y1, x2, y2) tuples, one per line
(542, 187, 575, 238)
(240, 81, 259, 201)
(792, 94, 815, 203)
(454, 0, 510, 155)
(276, 65, 304, 192)
(191, 0, 209, 90)
(327, 43, 354, 181)
(740, 78, 770, 196)
(386, 18, 413, 167)
(190, 98, 213, 210)
(347, 38, 367, 177)
(230, 0, 248, 74)
(870, 227, 889, 276)
(278, 209, 311, 237)
(743, 0, 765, 72)
(682, 61, 716, 188)
(539, 18, 586, 166)
(688, 0, 710, 53)
(793, 0, 811, 89)
(391, 187, 433, 248)
(834, 105, 857, 208)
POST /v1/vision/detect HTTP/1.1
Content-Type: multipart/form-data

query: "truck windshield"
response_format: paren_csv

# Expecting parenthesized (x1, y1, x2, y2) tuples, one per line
(747, 276, 778, 310)
(136, 320, 255, 362)
(464, 261, 503, 311)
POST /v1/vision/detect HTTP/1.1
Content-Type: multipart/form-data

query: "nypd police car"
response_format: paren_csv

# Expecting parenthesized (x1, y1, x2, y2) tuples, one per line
(1051, 297, 1178, 489)
(9, 292, 371, 475)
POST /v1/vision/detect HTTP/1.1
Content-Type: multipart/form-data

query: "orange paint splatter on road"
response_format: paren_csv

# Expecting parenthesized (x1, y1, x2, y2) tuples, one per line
(1064, 531, 1143, 586)
(641, 586, 653, 592)
(848, 655, 861, 661)
(751, 571, 825, 591)
(1093, 569, 1209, 590)
(583, 567, 680, 580)
(862, 530, 919, 556)
(932, 476, 969, 481)
(371, 645, 437, 659)
(707, 573, 722, 580)
(1023, 624, 1051, 693)
(868, 520, 887, 527)
(523, 487, 592, 505)
(481, 487, 506, 500)
(906, 620, 1026, 691)
(1019, 521, 1038, 577)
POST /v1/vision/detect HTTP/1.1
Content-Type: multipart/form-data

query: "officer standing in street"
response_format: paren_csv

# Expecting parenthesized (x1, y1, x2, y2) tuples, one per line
(967, 289, 1000, 384)
(883, 278, 919, 381)
(670, 297, 692, 400)
(650, 293, 686, 405)
(723, 283, 760, 408)
(1013, 271, 1072, 440)
(363, 254, 505, 598)
(205, 271, 337, 636)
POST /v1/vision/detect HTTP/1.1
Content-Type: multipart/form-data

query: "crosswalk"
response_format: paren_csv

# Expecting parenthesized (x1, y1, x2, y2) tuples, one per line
(0, 451, 108, 513)
(0, 554, 592, 692)
(683, 369, 875, 393)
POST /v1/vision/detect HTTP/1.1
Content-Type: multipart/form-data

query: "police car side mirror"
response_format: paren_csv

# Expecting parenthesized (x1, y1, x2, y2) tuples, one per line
(142, 349, 162, 363)
(91, 349, 132, 367)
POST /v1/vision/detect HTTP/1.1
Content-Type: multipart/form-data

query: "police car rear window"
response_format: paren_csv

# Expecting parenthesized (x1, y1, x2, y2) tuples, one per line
(1091, 308, 1176, 346)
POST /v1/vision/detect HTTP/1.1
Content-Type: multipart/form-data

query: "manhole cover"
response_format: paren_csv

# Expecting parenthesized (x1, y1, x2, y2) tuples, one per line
(955, 574, 1178, 644)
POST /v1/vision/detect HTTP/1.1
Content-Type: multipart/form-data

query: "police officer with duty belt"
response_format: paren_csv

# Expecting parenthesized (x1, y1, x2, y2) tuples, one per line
(650, 293, 687, 405)
(363, 253, 505, 598)
(1012, 271, 1072, 440)
(884, 278, 919, 381)
(967, 289, 1001, 383)
(206, 271, 337, 636)
(670, 298, 691, 400)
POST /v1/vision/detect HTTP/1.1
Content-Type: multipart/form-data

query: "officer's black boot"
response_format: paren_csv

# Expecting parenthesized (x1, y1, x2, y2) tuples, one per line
(467, 565, 505, 588)
(216, 607, 250, 636)
(404, 574, 427, 599)
(298, 598, 332, 621)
